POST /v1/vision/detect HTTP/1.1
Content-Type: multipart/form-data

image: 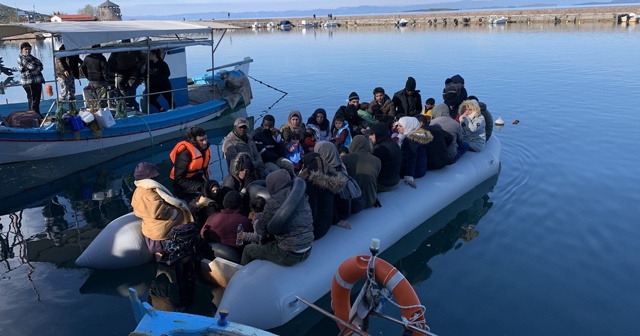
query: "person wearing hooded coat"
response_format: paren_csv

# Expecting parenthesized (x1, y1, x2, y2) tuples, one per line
(280, 109, 307, 145)
(459, 100, 486, 152)
(189, 179, 223, 224)
(315, 142, 363, 220)
(298, 152, 348, 240)
(131, 162, 194, 253)
(306, 108, 332, 143)
(443, 74, 468, 119)
(397, 116, 433, 188)
(241, 169, 314, 266)
(222, 152, 258, 215)
(342, 135, 381, 209)
(369, 122, 402, 192)
(392, 76, 423, 117)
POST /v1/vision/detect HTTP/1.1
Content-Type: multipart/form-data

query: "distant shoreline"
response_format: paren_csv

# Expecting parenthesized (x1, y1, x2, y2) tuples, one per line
(214, 5, 640, 28)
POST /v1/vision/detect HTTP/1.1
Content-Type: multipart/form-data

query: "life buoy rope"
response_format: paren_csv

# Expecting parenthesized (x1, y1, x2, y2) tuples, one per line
(331, 254, 427, 335)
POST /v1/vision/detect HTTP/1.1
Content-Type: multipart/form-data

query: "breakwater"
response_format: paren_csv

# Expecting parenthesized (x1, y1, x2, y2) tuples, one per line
(213, 6, 640, 28)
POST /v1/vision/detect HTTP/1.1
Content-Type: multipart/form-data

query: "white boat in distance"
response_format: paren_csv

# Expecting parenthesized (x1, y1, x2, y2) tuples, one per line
(0, 21, 252, 167)
(489, 16, 508, 24)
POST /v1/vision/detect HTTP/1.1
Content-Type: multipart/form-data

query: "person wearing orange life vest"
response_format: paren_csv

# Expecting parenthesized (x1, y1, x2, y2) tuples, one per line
(170, 126, 211, 200)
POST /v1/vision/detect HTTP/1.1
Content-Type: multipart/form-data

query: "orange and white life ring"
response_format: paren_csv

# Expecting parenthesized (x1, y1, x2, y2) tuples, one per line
(331, 254, 426, 335)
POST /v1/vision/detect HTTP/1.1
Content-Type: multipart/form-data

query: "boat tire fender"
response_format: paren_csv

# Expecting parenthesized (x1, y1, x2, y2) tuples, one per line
(331, 255, 427, 335)
(208, 242, 241, 264)
(247, 179, 270, 201)
(267, 178, 305, 235)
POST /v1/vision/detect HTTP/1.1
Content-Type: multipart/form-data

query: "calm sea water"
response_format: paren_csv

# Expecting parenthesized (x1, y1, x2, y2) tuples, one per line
(1, 22, 640, 336)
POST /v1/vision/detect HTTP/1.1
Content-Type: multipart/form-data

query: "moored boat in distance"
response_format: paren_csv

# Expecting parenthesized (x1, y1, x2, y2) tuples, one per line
(279, 20, 292, 30)
(0, 21, 252, 199)
(489, 16, 509, 24)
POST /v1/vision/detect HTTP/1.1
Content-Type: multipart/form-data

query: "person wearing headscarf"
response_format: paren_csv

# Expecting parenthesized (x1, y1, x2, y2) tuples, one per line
(306, 108, 332, 143)
(280, 110, 306, 144)
(131, 162, 194, 253)
(241, 169, 314, 266)
(369, 122, 402, 192)
(397, 116, 433, 189)
(342, 135, 381, 209)
(315, 141, 361, 222)
(298, 152, 348, 240)
(189, 179, 223, 224)
(459, 100, 486, 152)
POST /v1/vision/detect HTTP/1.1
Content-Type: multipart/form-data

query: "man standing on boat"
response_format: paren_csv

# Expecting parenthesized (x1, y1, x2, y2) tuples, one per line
(170, 126, 212, 200)
(223, 117, 266, 179)
(108, 40, 146, 111)
(80, 45, 109, 108)
(17, 42, 45, 114)
(54, 44, 82, 106)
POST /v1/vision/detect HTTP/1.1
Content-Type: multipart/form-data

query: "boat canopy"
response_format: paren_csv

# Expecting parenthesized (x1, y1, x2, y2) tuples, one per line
(0, 21, 238, 51)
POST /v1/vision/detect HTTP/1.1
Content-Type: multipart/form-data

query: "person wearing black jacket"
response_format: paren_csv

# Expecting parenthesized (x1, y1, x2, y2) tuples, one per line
(80, 45, 109, 107)
(392, 76, 423, 117)
(251, 114, 294, 176)
(147, 49, 173, 112)
(369, 122, 402, 192)
(417, 115, 453, 170)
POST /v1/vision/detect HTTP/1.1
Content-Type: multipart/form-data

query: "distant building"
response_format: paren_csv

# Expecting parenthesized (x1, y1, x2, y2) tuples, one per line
(98, 0, 122, 21)
(51, 14, 97, 22)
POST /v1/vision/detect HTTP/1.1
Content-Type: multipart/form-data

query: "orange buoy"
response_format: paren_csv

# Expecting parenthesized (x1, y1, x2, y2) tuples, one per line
(45, 84, 53, 97)
(331, 255, 426, 335)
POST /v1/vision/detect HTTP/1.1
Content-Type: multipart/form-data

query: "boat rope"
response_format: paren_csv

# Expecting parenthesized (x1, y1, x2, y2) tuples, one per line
(134, 115, 155, 147)
(247, 74, 288, 122)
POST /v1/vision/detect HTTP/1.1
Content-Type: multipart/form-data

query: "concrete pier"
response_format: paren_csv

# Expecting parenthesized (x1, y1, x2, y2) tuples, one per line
(213, 6, 640, 28)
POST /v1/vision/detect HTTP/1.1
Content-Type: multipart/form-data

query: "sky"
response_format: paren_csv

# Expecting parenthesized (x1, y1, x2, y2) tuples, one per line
(17, 0, 589, 17)
(21, 0, 457, 16)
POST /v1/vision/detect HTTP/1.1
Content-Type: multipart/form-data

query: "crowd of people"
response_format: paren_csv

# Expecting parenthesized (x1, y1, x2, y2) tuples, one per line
(130, 74, 494, 268)
(17, 41, 172, 113)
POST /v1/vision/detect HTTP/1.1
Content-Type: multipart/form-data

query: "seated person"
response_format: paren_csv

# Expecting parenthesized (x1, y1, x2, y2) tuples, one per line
(200, 191, 253, 260)
(298, 152, 347, 240)
(131, 162, 194, 253)
(223, 117, 266, 179)
(421, 97, 436, 120)
(369, 122, 402, 192)
(285, 133, 304, 172)
(397, 116, 432, 189)
(251, 114, 294, 176)
(306, 108, 332, 143)
(342, 135, 381, 209)
(459, 100, 486, 152)
(169, 126, 211, 200)
(330, 113, 352, 147)
(417, 115, 453, 170)
(240, 169, 314, 266)
(222, 152, 258, 215)
(303, 128, 317, 152)
(357, 102, 378, 128)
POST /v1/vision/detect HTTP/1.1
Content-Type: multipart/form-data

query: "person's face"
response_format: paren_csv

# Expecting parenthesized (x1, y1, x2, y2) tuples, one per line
(369, 133, 376, 144)
(210, 185, 219, 194)
(425, 102, 435, 110)
(195, 135, 208, 149)
(290, 116, 300, 127)
(348, 99, 359, 106)
(262, 120, 274, 130)
(315, 114, 325, 124)
(397, 124, 405, 134)
(464, 107, 474, 116)
(334, 120, 344, 129)
(235, 125, 248, 136)
(238, 168, 249, 179)
(21, 46, 32, 55)
(374, 92, 384, 103)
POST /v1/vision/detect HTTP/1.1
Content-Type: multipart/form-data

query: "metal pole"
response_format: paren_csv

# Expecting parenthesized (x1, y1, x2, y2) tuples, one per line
(210, 28, 214, 81)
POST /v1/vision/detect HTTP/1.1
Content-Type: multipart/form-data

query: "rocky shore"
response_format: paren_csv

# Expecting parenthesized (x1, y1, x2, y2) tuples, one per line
(219, 5, 640, 28)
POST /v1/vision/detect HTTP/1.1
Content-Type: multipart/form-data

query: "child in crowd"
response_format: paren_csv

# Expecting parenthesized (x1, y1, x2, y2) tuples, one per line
(304, 128, 317, 152)
(421, 98, 435, 120)
(357, 102, 377, 127)
(242, 196, 266, 244)
(331, 114, 352, 147)
(286, 133, 304, 171)
(459, 100, 486, 152)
